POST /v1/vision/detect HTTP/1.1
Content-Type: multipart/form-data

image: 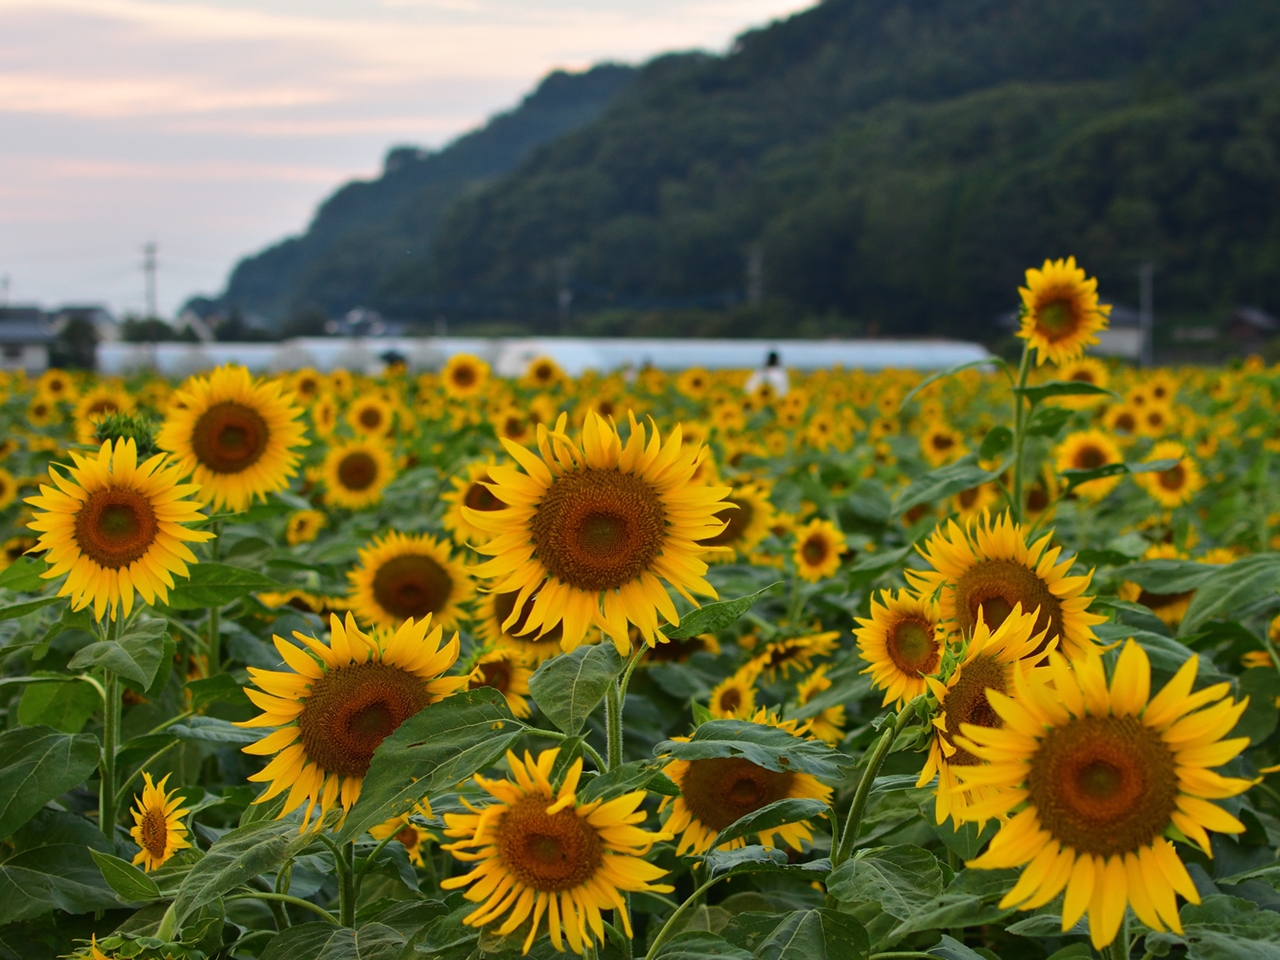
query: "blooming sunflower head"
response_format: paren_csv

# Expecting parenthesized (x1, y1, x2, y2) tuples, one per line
(128, 772, 191, 871)
(1017, 256, 1111, 366)
(794, 665, 846, 745)
(792, 518, 845, 582)
(286, 509, 327, 545)
(751, 629, 839, 682)
(855, 589, 945, 707)
(708, 663, 760, 719)
(370, 806, 436, 866)
(696, 481, 775, 563)
(1134, 441, 1202, 509)
(443, 353, 490, 398)
(521, 356, 566, 390)
(25, 438, 214, 620)
(467, 412, 728, 653)
(74, 385, 136, 444)
(348, 531, 473, 633)
(441, 460, 508, 546)
(477, 586, 566, 664)
(157, 364, 308, 512)
(467, 647, 533, 719)
(441, 748, 673, 956)
(238, 612, 466, 831)
(1051, 357, 1110, 409)
(920, 421, 967, 467)
(346, 396, 395, 438)
(1055, 428, 1125, 502)
(322, 439, 396, 510)
(954, 642, 1254, 950)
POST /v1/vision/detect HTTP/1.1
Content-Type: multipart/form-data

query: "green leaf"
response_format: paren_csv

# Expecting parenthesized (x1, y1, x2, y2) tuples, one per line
(0, 809, 119, 924)
(1174, 895, 1280, 958)
(700, 845, 831, 880)
(652, 932, 754, 960)
(0, 596, 62, 621)
(664, 582, 784, 641)
(1016, 380, 1115, 404)
(17, 679, 99, 733)
(169, 716, 261, 745)
(89, 849, 161, 903)
(1026, 405, 1074, 438)
(713, 798, 829, 848)
(924, 935, 990, 960)
(1059, 462, 1128, 492)
(171, 819, 316, 925)
(67, 618, 168, 687)
(577, 761, 671, 803)
(978, 426, 1013, 460)
(887, 868, 1019, 939)
(897, 358, 1003, 412)
(259, 922, 406, 960)
(0, 725, 100, 839)
(756, 910, 869, 960)
(185, 674, 251, 711)
(827, 845, 945, 920)
(337, 689, 524, 843)
(893, 455, 1003, 518)
(1236, 669, 1280, 746)
(657, 719, 849, 780)
(0, 557, 48, 592)
(1111, 559, 1218, 595)
(846, 545, 914, 588)
(1179, 554, 1280, 637)
(164, 562, 282, 610)
(529, 642, 624, 736)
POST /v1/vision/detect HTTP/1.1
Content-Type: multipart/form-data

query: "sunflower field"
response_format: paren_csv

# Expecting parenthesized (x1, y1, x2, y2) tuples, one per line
(3, 259, 1280, 960)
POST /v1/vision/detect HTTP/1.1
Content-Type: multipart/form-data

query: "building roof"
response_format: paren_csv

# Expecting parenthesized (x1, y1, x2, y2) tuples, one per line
(0, 321, 55, 344)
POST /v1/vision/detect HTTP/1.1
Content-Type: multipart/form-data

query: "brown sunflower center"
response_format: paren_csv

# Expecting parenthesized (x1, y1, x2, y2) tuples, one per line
(679, 757, 796, 831)
(140, 806, 169, 859)
(1070, 370, 1096, 384)
(1027, 715, 1178, 857)
(940, 655, 1007, 766)
(463, 476, 505, 512)
(371, 554, 454, 621)
(801, 534, 830, 566)
(395, 824, 421, 851)
(716, 686, 743, 713)
(699, 497, 751, 548)
(192, 401, 269, 474)
(477, 660, 511, 693)
(1114, 413, 1136, 433)
(953, 559, 1062, 649)
(530, 469, 666, 592)
(932, 433, 955, 451)
(1157, 464, 1186, 491)
(1074, 445, 1107, 470)
(451, 365, 476, 388)
(1036, 297, 1080, 340)
(1026, 485, 1050, 514)
(497, 794, 603, 892)
(337, 451, 379, 491)
(358, 407, 384, 430)
(296, 661, 432, 778)
(74, 488, 160, 569)
(88, 398, 120, 416)
(887, 618, 940, 676)
(493, 590, 563, 647)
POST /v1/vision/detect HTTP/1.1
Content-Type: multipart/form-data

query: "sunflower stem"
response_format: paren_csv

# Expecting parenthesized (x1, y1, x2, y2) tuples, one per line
(1009, 343, 1033, 524)
(340, 840, 357, 926)
(1102, 913, 1131, 960)
(606, 683, 624, 771)
(354, 832, 398, 901)
(644, 875, 721, 960)
(206, 519, 223, 675)
(98, 617, 122, 839)
(225, 892, 339, 925)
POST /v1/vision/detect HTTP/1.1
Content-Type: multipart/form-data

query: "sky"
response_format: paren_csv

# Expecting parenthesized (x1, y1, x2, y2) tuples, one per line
(0, 0, 814, 319)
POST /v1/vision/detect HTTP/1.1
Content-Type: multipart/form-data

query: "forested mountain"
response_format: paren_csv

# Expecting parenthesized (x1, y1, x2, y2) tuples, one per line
(216, 0, 1280, 339)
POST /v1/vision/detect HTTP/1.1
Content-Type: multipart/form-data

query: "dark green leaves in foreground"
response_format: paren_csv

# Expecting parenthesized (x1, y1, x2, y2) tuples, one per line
(1178, 552, 1280, 637)
(530, 642, 624, 736)
(656, 719, 849, 779)
(0, 810, 119, 924)
(725, 909, 869, 960)
(68, 617, 170, 688)
(664, 582, 783, 641)
(165, 562, 281, 610)
(713, 798, 830, 848)
(259, 922, 406, 960)
(0, 725, 100, 840)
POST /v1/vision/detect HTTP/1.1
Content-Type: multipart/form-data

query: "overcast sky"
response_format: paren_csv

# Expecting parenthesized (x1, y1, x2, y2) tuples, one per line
(0, 0, 813, 318)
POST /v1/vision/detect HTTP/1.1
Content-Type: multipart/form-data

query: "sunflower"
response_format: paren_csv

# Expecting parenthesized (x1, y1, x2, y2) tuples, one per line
(238, 612, 466, 831)
(916, 604, 1048, 826)
(257, 589, 350, 618)
(322, 439, 396, 510)
(662, 709, 832, 855)
(346, 396, 395, 438)
(676, 367, 711, 399)
(1134, 441, 1202, 508)
(1137, 403, 1176, 438)
(36, 369, 74, 402)
(920, 422, 967, 467)
(696, 481, 775, 562)
(953, 642, 1253, 949)
(1116, 544, 1228, 630)
(25, 439, 213, 620)
(792, 518, 846, 582)
(1023, 466, 1060, 522)
(286, 509, 327, 545)
(952, 482, 1000, 523)
(441, 748, 673, 956)
(855, 590, 945, 707)
(1017, 256, 1111, 366)
(26, 396, 58, 427)
(468, 647, 533, 719)
(467, 412, 727, 653)
(906, 511, 1104, 661)
(346, 529, 474, 630)
(520, 356, 566, 390)
(708, 663, 760, 719)
(370, 810, 436, 866)
(1055, 429, 1124, 502)
(1050, 358, 1110, 409)
(73, 385, 136, 443)
(751, 630, 839, 682)
(442, 354, 490, 399)
(128, 772, 191, 871)
(1104, 404, 1140, 437)
(311, 394, 339, 436)
(0, 468, 17, 511)
(441, 461, 508, 546)
(795, 666, 846, 745)
(476, 588, 566, 664)
(292, 368, 323, 403)
(157, 364, 308, 512)
(0, 535, 36, 570)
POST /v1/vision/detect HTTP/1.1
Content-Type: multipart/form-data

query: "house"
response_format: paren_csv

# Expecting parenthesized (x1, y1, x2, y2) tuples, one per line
(1225, 305, 1278, 344)
(0, 306, 55, 372)
(51, 304, 120, 343)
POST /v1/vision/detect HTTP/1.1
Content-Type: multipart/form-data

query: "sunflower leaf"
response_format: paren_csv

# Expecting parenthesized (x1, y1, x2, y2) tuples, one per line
(1109, 559, 1218, 594)
(713, 798, 830, 849)
(1058, 462, 1128, 491)
(699, 845, 831, 879)
(663, 582, 784, 641)
(164, 562, 283, 610)
(892, 455, 1004, 518)
(89, 849, 161, 903)
(0, 725, 100, 840)
(0, 596, 63, 621)
(1179, 553, 1280, 638)
(529, 642, 624, 736)
(656, 719, 850, 779)
(724, 909, 870, 960)
(68, 618, 169, 687)
(826, 844, 945, 919)
(0, 558, 50, 593)
(978, 426, 1013, 460)
(0, 809, 120, 924)
(1014, 380, 1116, 404)
(1026, 405, 1074, 438)
(253, 921, 406, 960)
(651, 931, 754, 960)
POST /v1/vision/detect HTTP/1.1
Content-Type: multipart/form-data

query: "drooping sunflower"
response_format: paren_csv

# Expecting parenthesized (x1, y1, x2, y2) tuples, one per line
(157, 364, 308, 512)
(696, 481, 775, 562)
(792, 518, 845, 582)
(907, 511, 1105, 661)
(346, 396, 395, 438)
(708, 663, 760, 719)
(348, 531, 473, 633)
(467, 647, 533, 718)
(662, 709, 832, 855)
(467, 412, 728, 653)
(855, 590, 945, 707)
(795, 665, 846, 745)
(239, 612, 466, 831)
(1056, 428, 1125, 502)
(916, 604, 1048, 826)
(476, 587, 566, 664)
(953, 642, 1253, 950)
(1017, 256, 1111, 366)
(369, 810, 436, 866)
(441, 460, 508, 546)
(920, 422, 967, 467)
(441, 748, 673, 956)
(25, 438, 214, 620)
(128, 772, 191, 871)
(322, 439, 396, 510)
(286, 509, 327, 545)
(1134, 441, 1202, 508)
(751, 630, 839, 681)
(442, 353, 490, 399)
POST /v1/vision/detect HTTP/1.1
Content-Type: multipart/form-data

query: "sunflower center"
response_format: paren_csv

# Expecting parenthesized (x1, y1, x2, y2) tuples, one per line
(296, 661, 431, 779)
(396, 824, 421, 850)
(1026, 486, 1050, 514)
(941, 655, 1007, 766)
(1036, 297, 1080, 340)
(478, 660, 511, 693)
(192, 401, 269, 474)
(530, 469, 666, 592)
(359, 407, 383, 430)
(464, 477, 505, 512)
(452, 366, 476, 387)
(717, 687, 742, 713)
(932, 434, 955, 451)
(1070, 370, 1096, 384)
(1075, 446, 1107, 470)
(1157, 464, 1186, 491)
(887, 618, 940, 676)
(88, 398, 120, 415)
(699, 497, 751, 548)
(1028, 715, 1178, 857)
(679, 757, 796, 831)
(953, 559, 1062, 649)
(337, 452, 379, 491)
(1114, 413, 1136, 433)
(74, 488, 160, 569)
(497, 794, 603, 892)
(372, 554, 454, 620)
(801, 535, 828, 565)
(140, 807, 169, 859)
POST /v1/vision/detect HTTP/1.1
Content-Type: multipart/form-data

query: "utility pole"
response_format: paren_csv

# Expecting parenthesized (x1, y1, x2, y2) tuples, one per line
(1138, 261, 1155, 368)
(143, 242, 158, 319)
